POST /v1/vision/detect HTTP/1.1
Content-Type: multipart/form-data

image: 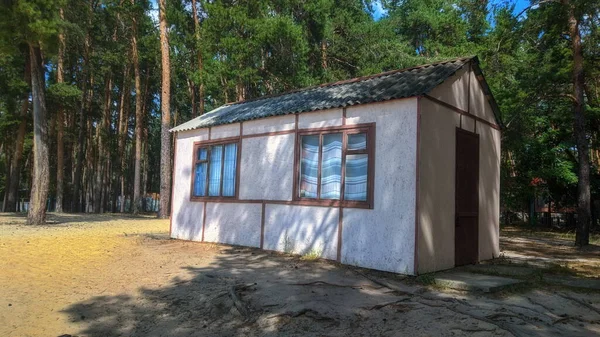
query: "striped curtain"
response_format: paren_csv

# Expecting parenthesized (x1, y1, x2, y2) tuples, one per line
(320, 133, 342, 199)
(208, 145, 223, 196)
(300, 135, 319, 198)
(344, 154, 368, 201)
(222, 143, 237, 196)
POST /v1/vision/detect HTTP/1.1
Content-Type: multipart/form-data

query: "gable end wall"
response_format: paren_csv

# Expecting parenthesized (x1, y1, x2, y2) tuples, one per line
(417, 65, 501, 274)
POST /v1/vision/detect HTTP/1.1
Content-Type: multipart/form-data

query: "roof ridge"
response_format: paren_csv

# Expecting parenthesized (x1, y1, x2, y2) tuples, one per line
(224, 56, 473, 107)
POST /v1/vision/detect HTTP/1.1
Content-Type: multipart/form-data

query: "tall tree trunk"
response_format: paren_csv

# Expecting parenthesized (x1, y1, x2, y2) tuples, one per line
(84, 116, 94, 213)
(236, 79, 245, 102)
(4, 53, 31, 212)
(191, 0, 204, 115)
(187, 79, 197, 118)
(4, 97, 29, 212)
(158, 0, 171, 218)
(131, 0, 142, 214)
(564, 0, 591, 246)
(118, 65, 130, 213)
(94, 75, 112, 212)
(72, 20, 91, 213)
(27, 44, 50, 225)
(56, 7, 66, 213)
(320, 40, 327, 71)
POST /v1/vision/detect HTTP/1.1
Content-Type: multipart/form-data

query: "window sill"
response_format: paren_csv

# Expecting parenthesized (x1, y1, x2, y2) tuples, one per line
(188, 197, 373, 209)
(190, 196, 238, 202)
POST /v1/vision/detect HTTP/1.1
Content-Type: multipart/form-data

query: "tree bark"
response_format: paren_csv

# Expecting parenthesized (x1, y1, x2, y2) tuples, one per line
(191, 0, 204, 115)
(187, 79, 197, 118)
(27, 44, 50, 225)
(321, 39, 327, 71)
(564, 0, 591, 246)
(131, 0, 142, 215)
(4, 96, 29, 212)
(117, 64, 130, 213)
(94, 75, 112, 212)
(72, 14, 92, 213)
(56, 8, 65, 213)
(55, 7, 66, 213)
(158, 0, 171, 218)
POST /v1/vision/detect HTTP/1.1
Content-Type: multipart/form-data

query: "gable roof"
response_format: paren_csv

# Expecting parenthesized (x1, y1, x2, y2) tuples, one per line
(171, 56, 501, 132)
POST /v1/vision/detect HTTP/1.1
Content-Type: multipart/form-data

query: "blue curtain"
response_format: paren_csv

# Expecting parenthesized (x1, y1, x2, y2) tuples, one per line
(300, 135, 319, 198)
(344, 154, 368, 201)
(208, 145, 223, 196)
(222, 143, 237, 196)
(193, 148, 208, 196)
(348, 133, 367, 150)
(320, 133, 342, 199)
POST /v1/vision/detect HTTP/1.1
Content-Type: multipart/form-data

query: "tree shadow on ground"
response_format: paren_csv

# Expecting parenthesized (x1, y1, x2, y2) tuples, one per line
(0, 212, 157, 226)
(61, 245, 600, 337)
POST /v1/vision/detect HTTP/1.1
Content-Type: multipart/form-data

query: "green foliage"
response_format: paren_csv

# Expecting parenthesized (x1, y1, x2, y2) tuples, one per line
(0, 0, 598, 223)
(46, 83, 81, 109)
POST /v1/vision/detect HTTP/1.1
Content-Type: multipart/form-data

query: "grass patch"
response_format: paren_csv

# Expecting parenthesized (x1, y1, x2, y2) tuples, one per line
(300, 249, 322, 261)
(415, 273, 436, 286)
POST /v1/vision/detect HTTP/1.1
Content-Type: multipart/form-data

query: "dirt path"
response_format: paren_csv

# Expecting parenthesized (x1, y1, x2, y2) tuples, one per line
(1, 214, 599, 337)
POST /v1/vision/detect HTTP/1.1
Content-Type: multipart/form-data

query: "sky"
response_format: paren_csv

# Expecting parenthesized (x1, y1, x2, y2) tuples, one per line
(149, 0, 532, 22)
(371, 0, 532, 21)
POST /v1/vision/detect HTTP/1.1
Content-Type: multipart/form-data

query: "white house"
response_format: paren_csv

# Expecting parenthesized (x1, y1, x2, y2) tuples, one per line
(169, 56, 501, 275)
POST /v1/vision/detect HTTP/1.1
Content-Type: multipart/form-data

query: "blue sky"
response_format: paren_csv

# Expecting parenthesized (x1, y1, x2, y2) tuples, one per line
(149, 0, 532, 26)
(371, 0, 531, 20)
(149, 0, 531, 21)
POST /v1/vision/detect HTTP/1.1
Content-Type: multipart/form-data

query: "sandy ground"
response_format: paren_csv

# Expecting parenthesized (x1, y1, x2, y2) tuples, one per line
(501, 226, 600, 277)
(1, 213, 600, 337)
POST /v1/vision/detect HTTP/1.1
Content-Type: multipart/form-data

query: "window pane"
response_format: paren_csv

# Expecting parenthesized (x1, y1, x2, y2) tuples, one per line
(193, 162, 207, 197)
(347, 133, 367, 151)
(222, 143, 237, 197)
(208, 145, 223, 196)
(300, 135, 319, 198)
(320, 133, 342, 199)
(344, 154, 368, 201)
(197, 147, 207, 161)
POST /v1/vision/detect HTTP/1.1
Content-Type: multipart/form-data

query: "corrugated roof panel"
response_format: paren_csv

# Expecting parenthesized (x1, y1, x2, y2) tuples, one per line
(170, 57, 473, 132)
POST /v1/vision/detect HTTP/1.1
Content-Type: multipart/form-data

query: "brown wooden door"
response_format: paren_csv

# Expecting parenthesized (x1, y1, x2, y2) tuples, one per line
(455, 128, 479, 266)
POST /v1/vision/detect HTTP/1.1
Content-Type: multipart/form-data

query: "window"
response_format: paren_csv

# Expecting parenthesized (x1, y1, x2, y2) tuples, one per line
(192, 140, 238, 199)
(296, 124, 374, 208)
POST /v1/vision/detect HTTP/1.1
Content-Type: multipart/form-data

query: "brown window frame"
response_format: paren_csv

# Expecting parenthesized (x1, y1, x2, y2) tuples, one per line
(190, 137, 241, 201)
(293, 123, 375, 209)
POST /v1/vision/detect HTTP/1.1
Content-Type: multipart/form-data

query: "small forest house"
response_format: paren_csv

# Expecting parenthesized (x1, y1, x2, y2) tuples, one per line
(170, 56, 501, 275)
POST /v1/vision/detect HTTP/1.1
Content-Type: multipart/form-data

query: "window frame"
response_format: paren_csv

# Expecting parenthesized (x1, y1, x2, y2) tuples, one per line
(293, 123, 375, 209)
(190, 137, 241, 201)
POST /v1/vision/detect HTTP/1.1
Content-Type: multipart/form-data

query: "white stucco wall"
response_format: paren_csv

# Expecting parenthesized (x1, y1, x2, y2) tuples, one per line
(343, 99, 418, 274)
(298, 108, 343, 129)
(171, 99, 420, 274)
(242, 114, 296, 135)
(211, 122, 240, 139)
(171, 128, 208, 241)
(264, 204, 339, 260)
(203, 202, 262, 247)
(239, 134, 295, 201)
